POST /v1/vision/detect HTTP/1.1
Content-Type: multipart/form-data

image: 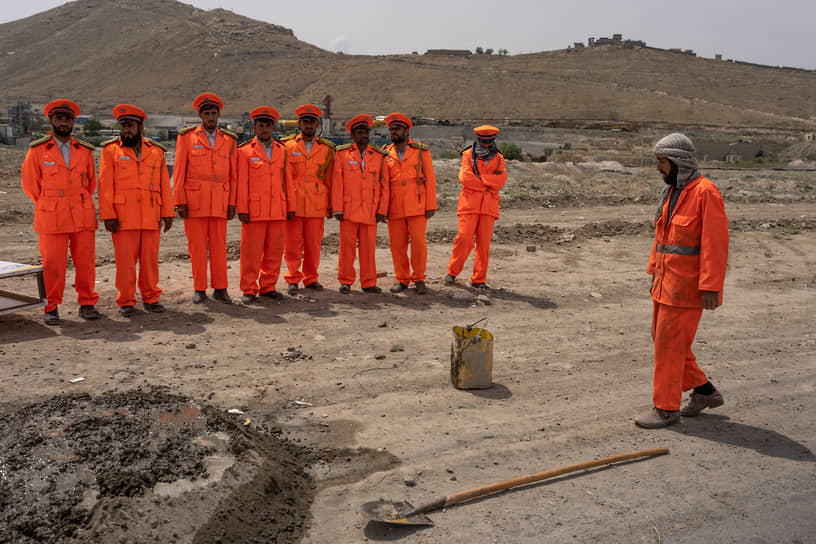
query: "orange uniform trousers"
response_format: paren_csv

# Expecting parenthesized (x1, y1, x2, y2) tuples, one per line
(651, 301, 709, 411)
(240, 220, 286, 295)
(447, 213, 495, 284)
(284, 216, 324, 286)
(338, 220, 377, 289)
(184, 217, 228, 291)
(388, 215, 428, 284)
(38, 231, 99, 313)
(111, 229, 161, 307)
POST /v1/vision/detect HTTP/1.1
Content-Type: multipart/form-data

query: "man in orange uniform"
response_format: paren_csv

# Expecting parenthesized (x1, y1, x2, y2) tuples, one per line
(21, 99, 100, 324)
(383, 113, 437, 295)
(173, 92, 237, 304)
(635, 133, 729, 429)
(282, 104, 335, 295)
(444, 125, 507, 289)
(236, 106, 295, 304)
(98, 104, 174, 317)
(332, 114, 389, 294)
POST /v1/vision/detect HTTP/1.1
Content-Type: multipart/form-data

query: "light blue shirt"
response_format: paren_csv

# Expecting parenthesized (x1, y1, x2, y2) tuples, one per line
(205, 129, 216, 148)
(55, 137, 71, 167)
(261, 140, 273, 160)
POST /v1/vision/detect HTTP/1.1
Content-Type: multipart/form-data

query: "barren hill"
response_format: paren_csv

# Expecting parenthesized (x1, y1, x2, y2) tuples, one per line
(2, 0, 815, 128)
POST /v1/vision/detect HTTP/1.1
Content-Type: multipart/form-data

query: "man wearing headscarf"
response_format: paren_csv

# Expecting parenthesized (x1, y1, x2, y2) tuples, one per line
(444, 125, 506, 289)
(635, 133, 729, 428)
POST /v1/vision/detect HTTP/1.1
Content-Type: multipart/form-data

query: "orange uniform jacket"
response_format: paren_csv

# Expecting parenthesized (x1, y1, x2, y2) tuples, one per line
(331, 144, 390, 224)
(457, 147, 507, 218)
(173, 126, 237, 218)
(384, 140, 437, 219)
(98, 138, 173, 229)
(648, 175, 729, 308)
(236, 137, 296, 220)
(21, 135, 98, 233)
(283, 135, 335, 217)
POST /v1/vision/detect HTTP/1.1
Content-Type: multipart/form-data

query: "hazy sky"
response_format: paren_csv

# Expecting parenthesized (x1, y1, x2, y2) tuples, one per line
(3, 0, 814, 69)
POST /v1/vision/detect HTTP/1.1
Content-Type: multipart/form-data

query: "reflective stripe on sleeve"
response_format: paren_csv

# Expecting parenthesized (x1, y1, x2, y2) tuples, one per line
(656, 244, 701, 255)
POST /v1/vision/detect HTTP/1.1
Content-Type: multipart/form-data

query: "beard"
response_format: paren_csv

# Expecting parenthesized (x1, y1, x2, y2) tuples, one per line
(53, 125, 72, 138)
(662, 163, 678, 185)
(121, 133, 141, 147)
(390, 134, 406, 145)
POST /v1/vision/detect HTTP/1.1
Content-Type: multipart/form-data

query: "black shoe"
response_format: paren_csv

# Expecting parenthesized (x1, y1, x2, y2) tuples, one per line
(444, 274, 456, 286)
(390, 282, 408, 293)
(339, 284, 351, 294)
(192, 290, 207, 304)
(119, 305, 136, 317)
(212, 288, 232, 304)
(241, 293, 257, 304)
(143, 301, 165, 313)
(79, 305, 101, 320)
(259, 290, 283, 299)
(43, 308, 59, 325)
(471, 282, 489, 290)
(287, 283, 299, 295)
(415, 280, 428, 295)
(305, 281, 324, 291)
(362, 285, 382, 294)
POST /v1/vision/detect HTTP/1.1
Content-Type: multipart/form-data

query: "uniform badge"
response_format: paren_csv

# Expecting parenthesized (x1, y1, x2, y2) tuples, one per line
(193, 145, 204, 149)
(119, 156, 130, 161)
(43, 161, 55, 166)
(250, 157, 261, 162)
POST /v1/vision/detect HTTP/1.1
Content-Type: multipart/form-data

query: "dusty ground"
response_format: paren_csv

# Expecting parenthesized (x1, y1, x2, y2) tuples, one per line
(0, 145, 814, 543)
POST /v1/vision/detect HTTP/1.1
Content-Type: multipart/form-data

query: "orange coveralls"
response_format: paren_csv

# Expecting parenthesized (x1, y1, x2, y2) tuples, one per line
(331, 144, 390, 288)
(173, 126, 237, 291)
(283, 135, 334, 286)
(447, 147, 507, 284)
(98, 138, 173, 307)
(648, 175, 729, 410)
(236, 137, 296, 295)
(21, 135, 99, 313)
(384, 140, 437, 285)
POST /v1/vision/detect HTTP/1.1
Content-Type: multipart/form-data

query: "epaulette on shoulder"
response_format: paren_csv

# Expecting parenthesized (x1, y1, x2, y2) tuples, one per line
(178, 125, 197, 136)
(335, 143, 353, 151)
(74, 137, 95, 150)
(318, 137, 335, 148)
(280, 134, 296, 142)
(147, 139, 167, 152)
(29, 135, 52, 148)
(101, 137, 119, 147)
(459, 144, 473, 154)
(409, 142, 430, 151)
(220, 128, 238, 140)
(237, 140, 252, 148)
(371, 145, 388, 156)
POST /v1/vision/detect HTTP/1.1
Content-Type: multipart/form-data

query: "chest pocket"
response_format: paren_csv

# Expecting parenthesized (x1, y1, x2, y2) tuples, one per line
(670, 215, 700, 246)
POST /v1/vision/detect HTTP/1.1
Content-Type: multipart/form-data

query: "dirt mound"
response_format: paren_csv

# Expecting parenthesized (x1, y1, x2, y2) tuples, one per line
(0, 390, 315, 544)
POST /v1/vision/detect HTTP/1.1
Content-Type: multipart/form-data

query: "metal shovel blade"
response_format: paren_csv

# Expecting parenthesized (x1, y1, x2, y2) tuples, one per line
(360, 500, 434, 526)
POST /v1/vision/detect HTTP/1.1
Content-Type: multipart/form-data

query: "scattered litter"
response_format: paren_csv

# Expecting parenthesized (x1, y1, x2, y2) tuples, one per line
(590, 292, 603, 298)
(526, 245, 537, 252)
(227, 408, 243, 415)
(69, 377, 85, 383)
(294, 400, 312, 407)
(375, 354, 386, 360)
(243, 418, 251, 426)
(390, 344, 404, 352)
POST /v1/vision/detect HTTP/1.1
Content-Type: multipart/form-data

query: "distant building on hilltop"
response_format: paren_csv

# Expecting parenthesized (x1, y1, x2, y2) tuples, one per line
(425, 49, 471, 57)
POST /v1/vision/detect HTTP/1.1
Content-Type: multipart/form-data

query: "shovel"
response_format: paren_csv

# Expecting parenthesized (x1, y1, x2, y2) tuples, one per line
(361, 448, 669, 526)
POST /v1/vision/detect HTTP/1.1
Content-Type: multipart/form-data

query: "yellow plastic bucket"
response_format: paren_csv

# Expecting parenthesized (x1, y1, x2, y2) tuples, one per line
(450, 319, 493, 389)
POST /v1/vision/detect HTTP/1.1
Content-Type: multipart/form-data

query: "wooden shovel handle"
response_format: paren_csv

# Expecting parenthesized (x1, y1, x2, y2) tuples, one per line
(407, 448, 669, 517)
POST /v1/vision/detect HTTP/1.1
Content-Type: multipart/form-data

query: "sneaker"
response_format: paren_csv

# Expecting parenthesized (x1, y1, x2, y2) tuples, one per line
(192, 290, 207, 304)
(305, 282, 324, 291)
(259, 290, 283, 300)
(143, 302, 165, 313)
(362, 285, 382, 294)
(78, 305, 101, 320)
(339, 284, 351, 294)
(212, 288, 232, 304)
(119, 305, 136, 318)
(415, 281, 428, 295)
(635, 407, 681, 429)
(471, 282, 489, 290)
(680, 391, 724, 417)
(444, 274, 456, 286)
(241, 293, 257, 304)
(390, 282, 408, 293)
(43, 308, 59, 325)
(287, 283, 298, 295)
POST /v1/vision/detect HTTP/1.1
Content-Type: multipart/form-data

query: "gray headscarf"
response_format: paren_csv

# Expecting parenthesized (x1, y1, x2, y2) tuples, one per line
(653, 132, 701, 221)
